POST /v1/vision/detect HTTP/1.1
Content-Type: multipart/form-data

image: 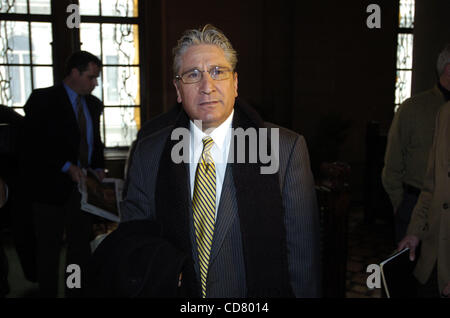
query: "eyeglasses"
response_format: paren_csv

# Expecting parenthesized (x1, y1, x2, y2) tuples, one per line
(175, 66, 233, 84)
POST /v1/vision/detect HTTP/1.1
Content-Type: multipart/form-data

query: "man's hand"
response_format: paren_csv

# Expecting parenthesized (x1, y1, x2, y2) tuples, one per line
(397, 235, 420, 261)
(442, 281, 450, 298)
(95, 169, 106, 182)
(67, 164, 85, 183)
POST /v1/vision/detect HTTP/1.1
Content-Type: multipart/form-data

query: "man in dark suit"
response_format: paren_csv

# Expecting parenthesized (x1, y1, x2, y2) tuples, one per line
(0, 105, 23, 210)
(0, 105, 36, 295)
(23, 51, 105, 297)
(0, 174, 9, 297)
(121, 25, 321, 297)
(0, 105, 24, 206)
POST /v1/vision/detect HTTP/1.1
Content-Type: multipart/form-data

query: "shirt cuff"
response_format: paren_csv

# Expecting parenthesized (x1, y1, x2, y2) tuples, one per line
(62, 161, 72, 173)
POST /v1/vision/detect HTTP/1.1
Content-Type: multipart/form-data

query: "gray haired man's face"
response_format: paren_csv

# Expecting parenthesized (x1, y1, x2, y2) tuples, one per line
(173, 44, 238, 131)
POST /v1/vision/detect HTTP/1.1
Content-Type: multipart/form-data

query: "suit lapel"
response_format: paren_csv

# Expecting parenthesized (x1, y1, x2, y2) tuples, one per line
(58, 85, 80, 143)
(209, 164, 238, 265)
(444, 108, 450, 174)
(187, 159, 239, 272)
(85, 95, 100, 123)
(185, 162, 200, 275)
(436, 105, 450, 174)
(445, 107, 450, 161)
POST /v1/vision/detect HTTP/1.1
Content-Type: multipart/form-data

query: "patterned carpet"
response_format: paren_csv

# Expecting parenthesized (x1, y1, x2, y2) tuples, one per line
(2, 204, 397, 298)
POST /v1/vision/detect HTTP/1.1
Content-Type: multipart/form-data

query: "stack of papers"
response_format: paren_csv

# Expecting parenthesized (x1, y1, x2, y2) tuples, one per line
(380, 248, 417, 298)
(79, 168, 123, 222)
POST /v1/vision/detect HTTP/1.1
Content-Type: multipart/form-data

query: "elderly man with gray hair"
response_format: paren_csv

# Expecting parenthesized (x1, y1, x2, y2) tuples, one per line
(382, 43, 450, 245)
(397, 45, 450, 296)
(119, 24, 321, 298)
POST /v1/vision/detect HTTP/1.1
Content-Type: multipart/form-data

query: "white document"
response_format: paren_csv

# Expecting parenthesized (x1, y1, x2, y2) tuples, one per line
(79, 168, 123, 222)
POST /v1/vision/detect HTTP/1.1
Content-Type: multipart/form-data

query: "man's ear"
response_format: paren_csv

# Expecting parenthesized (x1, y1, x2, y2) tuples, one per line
(70, 67, 82, 79)
(173, 79, 182, 103)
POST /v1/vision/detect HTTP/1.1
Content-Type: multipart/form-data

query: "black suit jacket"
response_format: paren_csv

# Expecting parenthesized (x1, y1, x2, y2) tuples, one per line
(123, 104, 181, 192)
(0, 105, 24, 184)
(23, 84, 105, 205)
(122, 99, 322, 297)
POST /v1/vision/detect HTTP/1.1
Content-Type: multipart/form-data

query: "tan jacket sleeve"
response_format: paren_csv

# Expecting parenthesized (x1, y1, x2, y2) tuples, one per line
(382, 105, 410, 211)
(406, 109, 439, 239)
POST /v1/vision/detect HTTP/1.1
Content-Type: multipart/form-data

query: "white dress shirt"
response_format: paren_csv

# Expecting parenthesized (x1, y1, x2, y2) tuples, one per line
(189, 110, 234, 218)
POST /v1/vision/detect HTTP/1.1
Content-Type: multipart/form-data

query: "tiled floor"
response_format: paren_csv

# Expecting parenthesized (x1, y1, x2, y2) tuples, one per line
(345, 206, 396, 298)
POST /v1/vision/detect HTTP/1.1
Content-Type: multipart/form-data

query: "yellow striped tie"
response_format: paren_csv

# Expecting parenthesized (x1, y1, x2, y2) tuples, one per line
(193, 136, 216, 298)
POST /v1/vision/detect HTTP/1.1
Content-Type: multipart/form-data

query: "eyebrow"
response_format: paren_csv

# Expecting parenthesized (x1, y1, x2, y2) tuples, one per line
(181, 67, 200, 74)
(181, 65, 229, 74)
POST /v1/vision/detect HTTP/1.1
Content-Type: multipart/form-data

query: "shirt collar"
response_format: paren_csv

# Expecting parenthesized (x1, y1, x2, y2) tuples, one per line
(190, 109, 234, 153)
(63, 83, 80, 106)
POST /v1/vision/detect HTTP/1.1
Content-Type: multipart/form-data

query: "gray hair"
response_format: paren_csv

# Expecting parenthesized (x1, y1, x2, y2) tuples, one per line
(172, 24, 238, 77)
(437, 43, 450, 76)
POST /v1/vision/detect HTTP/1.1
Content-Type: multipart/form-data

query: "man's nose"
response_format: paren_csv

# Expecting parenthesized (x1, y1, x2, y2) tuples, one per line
(199, 72, 215, 94)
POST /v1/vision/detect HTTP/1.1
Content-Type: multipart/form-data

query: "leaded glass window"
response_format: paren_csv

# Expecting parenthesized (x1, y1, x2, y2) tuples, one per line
(394, 0, 415, 112)
(0, 0, 52, 115)
(79, 0, 140, 147)
(79, 0, 137, 17)
(1, 0, 141, 148)
(398, 0, 414, 28)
